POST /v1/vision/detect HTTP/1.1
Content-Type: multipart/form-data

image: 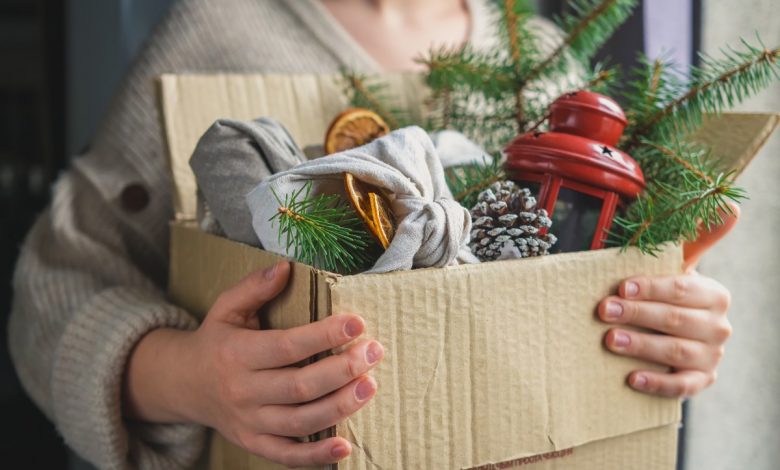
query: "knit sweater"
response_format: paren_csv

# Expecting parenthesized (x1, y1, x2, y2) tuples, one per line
(7, 1, 569, 469)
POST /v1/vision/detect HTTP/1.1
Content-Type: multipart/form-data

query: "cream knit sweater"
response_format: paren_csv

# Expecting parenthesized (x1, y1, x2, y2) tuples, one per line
(8, 1, 569, 468)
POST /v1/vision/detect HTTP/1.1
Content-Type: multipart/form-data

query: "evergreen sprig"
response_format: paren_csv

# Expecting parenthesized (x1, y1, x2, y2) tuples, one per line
(340, 70, 408, 129)
(625, 40, 780, 149)
(526, 0, 638, 83)
(338, 1, 777, 255)
(270, 182, 377, 273)
(609, 139, 747, 253)
(445, 153, 506, 209)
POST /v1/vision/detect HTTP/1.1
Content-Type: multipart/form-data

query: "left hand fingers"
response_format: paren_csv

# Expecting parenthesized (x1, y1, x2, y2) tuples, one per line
(618, 275, 731, 312)
(626, 369, 716, 398)
(598, 297, 733, 344)
(605, 328, 725, 370)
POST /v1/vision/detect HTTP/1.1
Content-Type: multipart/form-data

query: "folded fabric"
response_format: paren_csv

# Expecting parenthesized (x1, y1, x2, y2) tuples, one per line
(247, 126, 477, 273)
(190, 118, 307, 245)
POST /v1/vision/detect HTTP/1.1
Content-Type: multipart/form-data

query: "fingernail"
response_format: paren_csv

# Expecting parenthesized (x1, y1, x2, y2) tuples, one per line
(624, 281, 639, 298)
(365, 341, 383, 365)
(344, 318, 362, 338)
(633, 374, 648, 389)
(613, 331, 631, 348)
(264, 262, 279, 280)
(606, 301, 623, 319)
(331, 444, 349, 458)
(354, 378, 376, 401)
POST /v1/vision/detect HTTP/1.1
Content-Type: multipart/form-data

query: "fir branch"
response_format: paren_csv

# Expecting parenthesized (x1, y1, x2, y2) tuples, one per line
(421, 47, 514, 99)
(504, 0, 522, 65)
(502, 0, 527, 127)
(446, 154, 506, 208)
(615, 175, 744, 252)
(643, 141, 713, 185)
(584, 65, 619, 92)
(524, 65, 618, 134)
(524, 0, 638, 83)
(647, 58, 664, 105)
(270, 182, 377, 273)
(625, 42, 780, 149)
(341, 70, 401, 129)
(525, 112, 550, 133)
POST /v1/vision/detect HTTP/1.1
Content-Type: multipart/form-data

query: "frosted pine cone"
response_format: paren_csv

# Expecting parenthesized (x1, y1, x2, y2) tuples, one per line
(469, 180, 557, 261)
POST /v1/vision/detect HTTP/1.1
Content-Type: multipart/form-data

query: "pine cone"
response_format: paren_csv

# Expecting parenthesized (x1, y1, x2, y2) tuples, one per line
(469, 180, 557, 261)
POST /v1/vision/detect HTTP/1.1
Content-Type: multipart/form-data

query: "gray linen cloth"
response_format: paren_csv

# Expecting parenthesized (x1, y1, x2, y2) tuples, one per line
(190, 118, 307, 245)
(191, 118, 480, 272)
(247, 126, 476, 272)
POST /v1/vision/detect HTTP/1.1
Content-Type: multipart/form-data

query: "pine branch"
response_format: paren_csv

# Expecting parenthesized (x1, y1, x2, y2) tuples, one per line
(341, 70, 401, 129)
(614, 174, 744, 252)
(270, 182, 377, 273)
(525, 65, 618, 134)
(421, 47, 514, 99)
(524, 0, 638, 83)
(647, 58, 664, 104)
(625, 42, 780, 149)
(644, 141, 713, 184)
(502, 0, 527, 127)
(446, 154, 506, 208)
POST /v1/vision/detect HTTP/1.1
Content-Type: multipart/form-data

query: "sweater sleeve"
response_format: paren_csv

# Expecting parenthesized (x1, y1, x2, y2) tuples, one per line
(9, 166, 207, 470)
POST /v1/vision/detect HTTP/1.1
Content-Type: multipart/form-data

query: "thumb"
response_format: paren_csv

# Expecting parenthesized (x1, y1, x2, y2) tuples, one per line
(683, 202, 740, 272)
(209, 261, 291, 327)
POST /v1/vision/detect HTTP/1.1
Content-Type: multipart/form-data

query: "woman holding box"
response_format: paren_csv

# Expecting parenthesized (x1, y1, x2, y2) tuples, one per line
(8, 0, 733, 468)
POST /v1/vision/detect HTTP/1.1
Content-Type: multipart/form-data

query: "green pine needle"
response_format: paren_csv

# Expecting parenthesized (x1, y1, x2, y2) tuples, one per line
(446, 154, 506, 209)
(340, 70, 411, 129)
(625, 40, 780, 149)
(269, 182, 378, 274)
(337, 2, 778, 256)
(526, 0, 639, 82)
(608, 141, 747, 253)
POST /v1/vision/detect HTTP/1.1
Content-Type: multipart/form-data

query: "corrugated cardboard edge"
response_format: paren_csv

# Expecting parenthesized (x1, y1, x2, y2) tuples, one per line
(208, 404, 679, 470)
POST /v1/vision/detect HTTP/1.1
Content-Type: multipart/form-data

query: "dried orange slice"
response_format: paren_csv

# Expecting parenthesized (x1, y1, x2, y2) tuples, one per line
(369, 192, 395, 248)
(324, 108, 391, 154)
(325, 108, 396, 249)
(343, 173, 395, 249)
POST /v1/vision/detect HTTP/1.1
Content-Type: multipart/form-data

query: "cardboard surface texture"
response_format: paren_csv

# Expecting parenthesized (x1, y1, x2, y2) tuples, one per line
(159, 73, 778, 470)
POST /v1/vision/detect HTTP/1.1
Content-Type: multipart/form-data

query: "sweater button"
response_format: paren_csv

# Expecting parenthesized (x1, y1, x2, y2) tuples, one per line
(120, 183, 150, 213)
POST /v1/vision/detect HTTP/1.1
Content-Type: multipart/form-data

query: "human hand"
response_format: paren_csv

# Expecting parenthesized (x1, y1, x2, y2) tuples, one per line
(194, 261, 385, 466)
(128, 261, 385, 467)
(598, 204, 739, 398)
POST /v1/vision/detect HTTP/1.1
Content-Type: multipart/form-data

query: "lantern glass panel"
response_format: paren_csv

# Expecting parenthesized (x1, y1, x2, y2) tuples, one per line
(515, 180, 541, 198)
(549, 188, 603, 253)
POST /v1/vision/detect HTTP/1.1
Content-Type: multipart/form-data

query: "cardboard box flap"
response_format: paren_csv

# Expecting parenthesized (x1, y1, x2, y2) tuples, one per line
(689, 112, 779, 176)
(158, 73, 428, 221)
(327, 245, 682, 470)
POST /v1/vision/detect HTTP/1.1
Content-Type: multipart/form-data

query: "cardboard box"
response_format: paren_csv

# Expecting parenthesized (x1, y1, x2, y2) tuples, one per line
(159, 73, 779, 470)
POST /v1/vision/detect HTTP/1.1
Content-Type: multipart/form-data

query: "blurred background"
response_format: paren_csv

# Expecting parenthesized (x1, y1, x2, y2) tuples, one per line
(0, 0, 777, 468)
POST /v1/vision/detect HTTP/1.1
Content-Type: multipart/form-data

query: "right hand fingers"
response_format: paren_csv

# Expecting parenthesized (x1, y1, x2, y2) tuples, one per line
(243, 435, 352, 468)
(260, 339, 385, 404)
(260, 375, 378, 438)
(235, 313, 368, 369)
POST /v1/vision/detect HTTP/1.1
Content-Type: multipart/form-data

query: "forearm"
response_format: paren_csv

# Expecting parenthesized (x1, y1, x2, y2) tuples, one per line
(123, 327, 200, 424)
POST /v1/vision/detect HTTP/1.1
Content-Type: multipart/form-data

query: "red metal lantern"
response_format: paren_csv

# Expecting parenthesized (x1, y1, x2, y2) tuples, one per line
(504, 91, 645, 252)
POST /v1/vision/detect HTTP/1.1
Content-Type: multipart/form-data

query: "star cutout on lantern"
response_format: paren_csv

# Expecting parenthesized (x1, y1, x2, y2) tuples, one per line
(601, 145, 614, 157)
(566, 92, 578, 98)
